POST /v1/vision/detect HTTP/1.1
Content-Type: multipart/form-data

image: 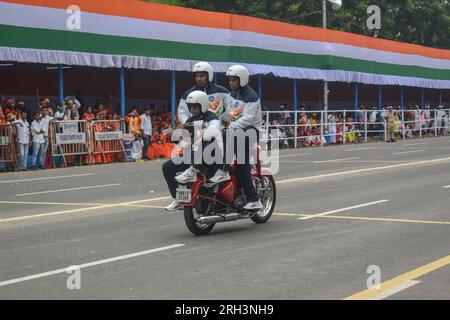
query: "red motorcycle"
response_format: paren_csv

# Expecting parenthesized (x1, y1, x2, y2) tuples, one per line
(176, 147, 276, 236)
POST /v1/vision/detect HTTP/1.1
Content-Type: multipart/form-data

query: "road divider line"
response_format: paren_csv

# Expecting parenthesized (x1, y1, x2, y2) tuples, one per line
(298, 200, 389, 220)
(344, 255, 450, 300)
(277, 153, 311, 158)
(344, 147, 377, 151)
(392, 150, 425, 155)
(0, 196, 172, 223)
(368, 280, 421, 300)
(274, 212, 450, 225)
(314, 157, 359, 164)
(443, 185, 450, 189)
(401, 143, 427, 147)
(15, 184, 122, 197)
(0, 244, 185, 287)
(1, 174, 94, 183)
(277, 157, 450, 184)
(278, 160, 411, 164)
(0, 200, 110, 206)
(0, 200, 167, 210)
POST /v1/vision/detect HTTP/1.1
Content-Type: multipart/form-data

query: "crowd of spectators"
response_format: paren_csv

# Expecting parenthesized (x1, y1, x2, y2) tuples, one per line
(263, 103, 450, 148)
(0, 95, 179, 170)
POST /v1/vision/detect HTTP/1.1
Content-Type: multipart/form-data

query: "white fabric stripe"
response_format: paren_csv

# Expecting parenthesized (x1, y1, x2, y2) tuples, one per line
(1, 2, 450, 71)
(1, 47, 450, 89)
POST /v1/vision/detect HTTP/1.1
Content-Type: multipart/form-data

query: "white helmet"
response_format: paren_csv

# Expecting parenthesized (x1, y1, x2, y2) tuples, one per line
(193, 62, 214, 82)
(186, 90, 210, 113)
(226, 65, 249, 87)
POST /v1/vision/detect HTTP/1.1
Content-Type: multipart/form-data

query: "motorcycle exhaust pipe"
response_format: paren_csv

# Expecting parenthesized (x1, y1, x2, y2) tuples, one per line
(197, 213, 239, 224)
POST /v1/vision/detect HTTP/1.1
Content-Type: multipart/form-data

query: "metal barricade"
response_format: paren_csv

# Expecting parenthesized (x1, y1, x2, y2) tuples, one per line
(0, 124, 18, 170)
(50, 120, 90, 167)
(91, 120, 126, 163)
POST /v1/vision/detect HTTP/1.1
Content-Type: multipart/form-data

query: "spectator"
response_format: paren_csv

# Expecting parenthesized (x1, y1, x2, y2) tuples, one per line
(40, 107, 53, 167)
(328, 113, 337, 144)
(74, 90, 85, 114)
(11, 111, 30, 171)
(140, 108, 152, 160)
(131, 131, 144, 161)
(124, 107, 142, 136)
(15, 101, 26, 118)
(69, 109, 78, 121)
(369, 106, 377, 134)
(279, 104, 290, 121)
(65, 97, 81, 120)
(82, 106, 95, 122)
(3, 98, 15, 116)
(104, 94, 116, 115)
(30, 112, 45, 169)
(147, 130, 163, 159)
(54, 103, 68, 121)
(346, 117, 358, 144)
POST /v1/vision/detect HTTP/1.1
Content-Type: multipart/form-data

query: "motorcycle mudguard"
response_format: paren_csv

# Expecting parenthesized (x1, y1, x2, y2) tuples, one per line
(260, 167, 273, 176)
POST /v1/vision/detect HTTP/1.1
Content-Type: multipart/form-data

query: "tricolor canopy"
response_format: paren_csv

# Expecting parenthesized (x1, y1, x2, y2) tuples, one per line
(1, 0, 450, 89)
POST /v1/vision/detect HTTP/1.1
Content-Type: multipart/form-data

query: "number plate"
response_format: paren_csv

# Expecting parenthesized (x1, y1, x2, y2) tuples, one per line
(176, 188, 192, 203)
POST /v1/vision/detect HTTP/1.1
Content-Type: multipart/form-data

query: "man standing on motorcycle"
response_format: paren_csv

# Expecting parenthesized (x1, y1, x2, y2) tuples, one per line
(222, 65, 263, 210)
(163, 90, 222, 211)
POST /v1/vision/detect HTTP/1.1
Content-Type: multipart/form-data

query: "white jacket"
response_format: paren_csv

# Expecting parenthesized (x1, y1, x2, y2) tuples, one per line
(225, 85, 262, 130)
(178, 84, 230, 125)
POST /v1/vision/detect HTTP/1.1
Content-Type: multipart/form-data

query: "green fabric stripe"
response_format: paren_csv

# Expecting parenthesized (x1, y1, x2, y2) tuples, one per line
(1, 24, 450, 80)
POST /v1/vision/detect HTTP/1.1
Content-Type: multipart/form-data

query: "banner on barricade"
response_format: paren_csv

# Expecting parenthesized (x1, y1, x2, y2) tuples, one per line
(62, 122, 79, 133)
(0, 136, 11, 146)
(55, 133, 86, 145)
(95, 131, 123, 141)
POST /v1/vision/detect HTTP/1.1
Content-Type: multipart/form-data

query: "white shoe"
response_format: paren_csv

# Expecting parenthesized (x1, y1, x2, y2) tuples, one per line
(165, 200, 183, 211)
(209, 169, 231, 184)
(175, 166, 199, 183)
(243, 200, 263, 210)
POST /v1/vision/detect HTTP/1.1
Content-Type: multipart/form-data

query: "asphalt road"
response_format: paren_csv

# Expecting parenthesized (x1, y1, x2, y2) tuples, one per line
(0, 136, 449, 300)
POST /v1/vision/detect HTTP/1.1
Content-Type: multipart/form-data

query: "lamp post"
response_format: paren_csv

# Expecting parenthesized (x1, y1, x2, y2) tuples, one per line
(322, 0, 342, 120)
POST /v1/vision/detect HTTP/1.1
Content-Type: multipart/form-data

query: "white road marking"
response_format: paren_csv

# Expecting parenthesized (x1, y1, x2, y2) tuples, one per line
(314, 157, 359, 163)
(344, 147, 377, 151)
(0, 196, 172, 223)
(277, 157, 450, 184)
(368, 280, 421, 300)
(1, 174, 94, 183)
(277, 153, 311, 158)
(443, 185, 450, 189)
(0, 244, 185, 287)
(401, 143, 427, 147)
(298, 200, 389, 220)
(15, 184, 122, 197)
(392, 150, 425, 155)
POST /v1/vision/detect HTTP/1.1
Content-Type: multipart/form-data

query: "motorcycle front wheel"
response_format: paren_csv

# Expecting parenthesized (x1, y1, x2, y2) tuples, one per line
(184, 206, 216, 236)
(251, 175, 276, 224)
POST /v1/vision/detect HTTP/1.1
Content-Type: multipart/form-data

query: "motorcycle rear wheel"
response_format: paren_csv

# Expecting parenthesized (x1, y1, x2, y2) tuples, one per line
(184, 206, 216, 235)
